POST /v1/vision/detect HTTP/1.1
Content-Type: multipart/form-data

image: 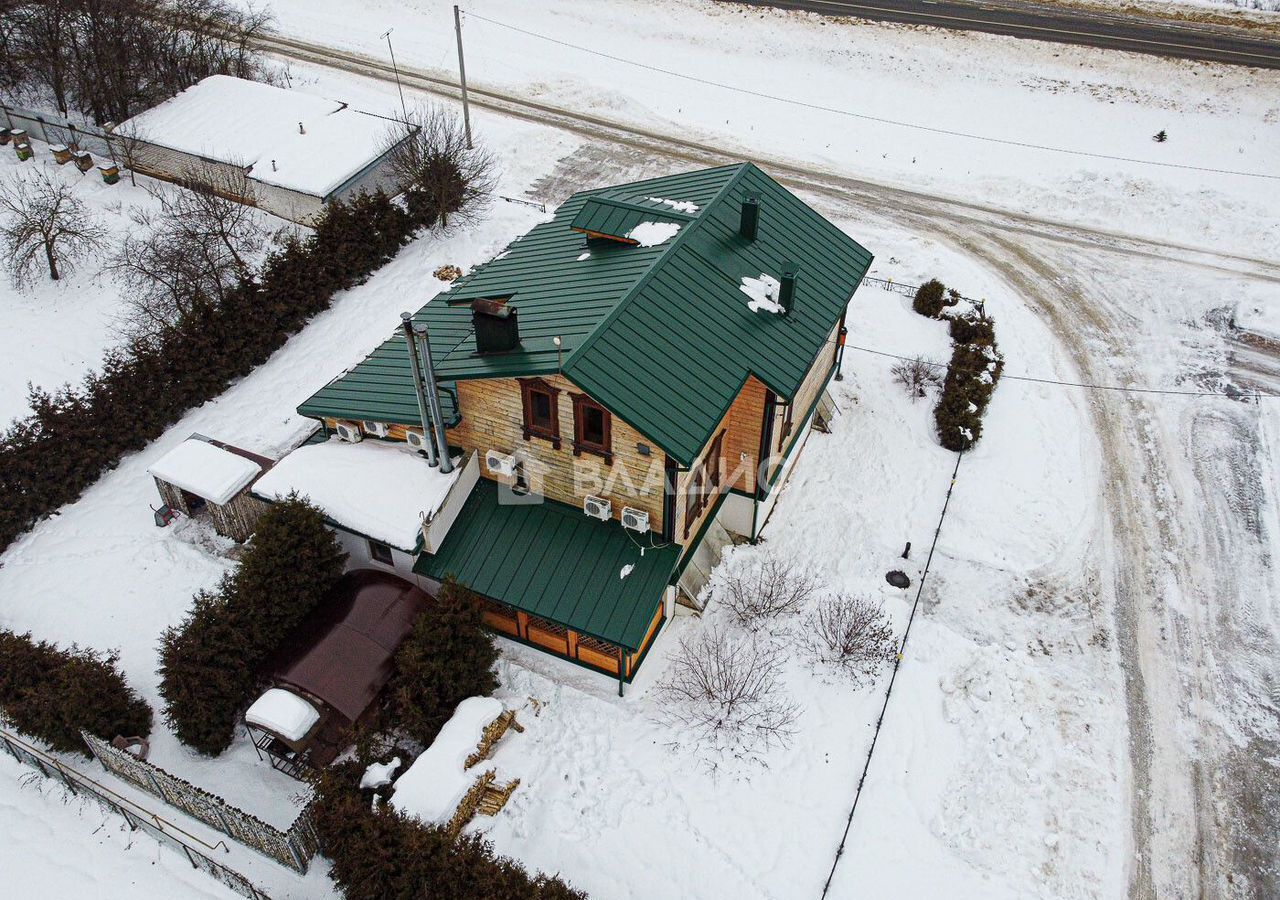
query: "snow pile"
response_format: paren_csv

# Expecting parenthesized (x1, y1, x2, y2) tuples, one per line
(147, 438, 261, 505)
(739, 273, 784, 314)
(645, 196, 699, 214)
(245, 688, 320, 742)
(252, 438, 463, 550)
(392, 696, 504, 827)
(619, 563, 634, 579)
(626, 221, 681, 246)
(360, 757, 402, 790)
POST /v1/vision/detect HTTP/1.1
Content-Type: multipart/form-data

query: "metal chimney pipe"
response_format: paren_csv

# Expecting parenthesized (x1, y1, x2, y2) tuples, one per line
(740, 197, 759, 241)
(779, 265, 799, 316)
(400, 313, 439, 467)
(414, 322, 454, 474)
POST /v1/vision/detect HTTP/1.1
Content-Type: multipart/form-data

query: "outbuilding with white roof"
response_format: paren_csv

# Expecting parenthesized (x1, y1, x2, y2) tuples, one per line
(148, 435, 272, 541)
(114, 75, 411, 224)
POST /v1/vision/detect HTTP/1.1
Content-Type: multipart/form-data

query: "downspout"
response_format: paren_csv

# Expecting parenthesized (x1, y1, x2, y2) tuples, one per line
(401, 313, 439, 467)
(617, 647, 625, 697)
(754, 390, 776, 542)
(835, 310, 848, 381)
(413, 322, 454, 474)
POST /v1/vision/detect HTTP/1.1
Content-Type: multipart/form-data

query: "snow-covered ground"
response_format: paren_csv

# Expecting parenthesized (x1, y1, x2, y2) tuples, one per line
(2, 2, 1278, 898)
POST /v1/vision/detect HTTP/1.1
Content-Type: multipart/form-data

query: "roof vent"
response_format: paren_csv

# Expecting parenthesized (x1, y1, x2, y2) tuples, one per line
(740, 197, 759, 241)
(472, 299, 520, 354)
(780, 264, 799, 316)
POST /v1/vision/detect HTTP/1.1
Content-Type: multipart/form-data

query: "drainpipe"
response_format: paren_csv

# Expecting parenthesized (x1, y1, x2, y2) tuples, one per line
(400, 313, 439, 467)
(413, 322, 454, 474)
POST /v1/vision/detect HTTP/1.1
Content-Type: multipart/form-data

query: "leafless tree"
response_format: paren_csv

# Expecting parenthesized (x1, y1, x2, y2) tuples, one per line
(718, 553, 821, 632)
(380, 103, 497, 228)
(109, 162, 262, 336)
(802, 594, 896, 684)
(107, 120, 148, 186)
(654, 626, 800, 758)
(891, 355, 943, 400)
(0, 168, 105, 286)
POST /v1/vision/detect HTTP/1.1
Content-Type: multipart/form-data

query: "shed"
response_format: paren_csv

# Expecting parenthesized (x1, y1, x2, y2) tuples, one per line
(148, 436, 271, 541)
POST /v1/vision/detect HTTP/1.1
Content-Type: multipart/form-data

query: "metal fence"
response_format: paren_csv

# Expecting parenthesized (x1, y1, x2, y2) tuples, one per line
(0, 103, 114, 157)
(862, 274, 986, 314)
(0, 728, 273, 900)
(83, 733, 318, 874)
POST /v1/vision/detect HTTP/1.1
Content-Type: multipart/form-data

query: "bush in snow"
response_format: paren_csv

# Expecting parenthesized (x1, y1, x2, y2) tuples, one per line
(934, 309, 1005, 452)
(381, 103, 497, 229)
(312, 760, 584, 900)
(0, 188, 418, 556)
(891, 355, 944, 401)
(654, 626, 800, 756)
(801, 594, 896, 684)
(718, 553, 821, 632)
(158, 496, 346, 755)
(388, 578, 499, 749)
(0, 630, 152, 755)
(911, 278, 948, 318)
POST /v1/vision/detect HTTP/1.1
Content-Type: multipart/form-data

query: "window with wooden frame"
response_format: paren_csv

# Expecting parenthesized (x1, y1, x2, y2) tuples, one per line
(684, 464, 707, 539)
(777, 400, 794, 451)
(571, 393, 613, 464)
(707, 430, 725, 490)
(368, 540, 394, 566)
(518, 378, 560, 448)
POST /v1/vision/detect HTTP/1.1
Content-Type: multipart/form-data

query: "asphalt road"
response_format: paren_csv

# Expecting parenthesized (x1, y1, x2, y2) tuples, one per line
(723, 0, 1280, 68)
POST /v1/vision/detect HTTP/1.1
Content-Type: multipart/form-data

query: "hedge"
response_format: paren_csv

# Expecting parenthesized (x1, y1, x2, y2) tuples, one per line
(0, 630, 152, 755)
(0, 189, 428, 555)
(157, 497, 346, 755)
(934, 309, 1004, 451)
(313, 761, 585, 900)
(388, 578, 499, 748)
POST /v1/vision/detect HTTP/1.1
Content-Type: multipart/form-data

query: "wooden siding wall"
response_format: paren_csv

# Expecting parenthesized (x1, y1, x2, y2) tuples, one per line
(447, 375, 668, 533)
(765, 320, 839, 485)
(481, 597, 665, 678)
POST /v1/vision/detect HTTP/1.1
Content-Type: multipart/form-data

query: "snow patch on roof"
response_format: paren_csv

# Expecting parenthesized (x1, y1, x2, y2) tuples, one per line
(392, 697, 505, 827)
(252, 438, 462, 550)
(645, 196, 699, 214)
(740, 273, 785, 314)
(627, 220, 682, 247)
(148, 438, 260, 505)
(245, 688, 320, 742)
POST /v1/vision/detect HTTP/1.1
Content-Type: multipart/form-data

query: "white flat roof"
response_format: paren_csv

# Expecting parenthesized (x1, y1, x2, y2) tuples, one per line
(252, 438, 462, 551)
(148, 438, 261, 505)
(245, 688, 320, 743)
(119, 75, 397, 197)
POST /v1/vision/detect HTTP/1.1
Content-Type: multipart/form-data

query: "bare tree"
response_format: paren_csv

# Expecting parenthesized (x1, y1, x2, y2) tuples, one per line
(802, 594, 896, 684)
(110, 163, 262, 336)
(654, 626, 800, 758)
(107, 120, 148, 187)
(891, 355, 943, 400)
(717, 553, 821, 632)
(380, 103, 497, 228)
(0, 168, 105, 286)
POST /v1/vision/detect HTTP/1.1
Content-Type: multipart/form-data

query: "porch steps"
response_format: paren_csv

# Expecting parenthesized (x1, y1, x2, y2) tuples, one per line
(676, 517, 734, 611)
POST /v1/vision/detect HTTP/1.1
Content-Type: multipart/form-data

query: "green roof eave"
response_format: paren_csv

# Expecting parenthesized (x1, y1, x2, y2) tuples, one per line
(413, 479, 677, 650)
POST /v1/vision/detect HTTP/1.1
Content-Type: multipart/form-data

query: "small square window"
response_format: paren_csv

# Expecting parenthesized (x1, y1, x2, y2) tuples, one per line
(369, 540, 394, 566)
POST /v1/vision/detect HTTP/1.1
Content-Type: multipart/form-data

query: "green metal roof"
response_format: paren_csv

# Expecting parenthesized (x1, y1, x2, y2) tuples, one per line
(298, 163, 874, 464)
(413, 479, 678, 650)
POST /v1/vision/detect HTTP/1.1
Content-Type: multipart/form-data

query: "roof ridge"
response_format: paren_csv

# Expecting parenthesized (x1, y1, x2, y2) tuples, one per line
(564, 162, 753, 380)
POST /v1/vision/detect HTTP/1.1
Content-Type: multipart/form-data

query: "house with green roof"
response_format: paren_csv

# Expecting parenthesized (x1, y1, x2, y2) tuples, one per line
(259, 162, 872, 689)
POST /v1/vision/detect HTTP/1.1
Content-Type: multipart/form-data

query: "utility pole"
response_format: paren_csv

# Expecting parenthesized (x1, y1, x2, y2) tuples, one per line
(453, 5, 473, 149)
(381, 28, 409, 126)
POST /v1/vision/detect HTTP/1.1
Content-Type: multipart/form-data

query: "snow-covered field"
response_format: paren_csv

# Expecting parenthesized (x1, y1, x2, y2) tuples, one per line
(2, 1, 1278, 898)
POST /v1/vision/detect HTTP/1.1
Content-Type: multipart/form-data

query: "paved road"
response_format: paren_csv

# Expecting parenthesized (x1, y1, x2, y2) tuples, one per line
(723, 0, 1280, 68)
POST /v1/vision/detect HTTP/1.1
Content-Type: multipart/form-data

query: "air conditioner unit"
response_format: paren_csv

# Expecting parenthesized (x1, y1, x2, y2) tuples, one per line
(405, 427, 429, 451)
(583, 495, 612, 521)
(485, 449, 517, 477)
(334, 420, 362, 443)
(620, 506, 649, 532)
(362, 420, 389, 438)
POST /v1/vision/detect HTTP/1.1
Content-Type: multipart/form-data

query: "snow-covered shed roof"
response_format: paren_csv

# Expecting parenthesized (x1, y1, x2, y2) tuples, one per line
(392, 697, 504, 827)
(251, 438, 462, 551)
(148, 438, 261, 505)
(118, 75, 399, 198)
(245, 688, 320, 743)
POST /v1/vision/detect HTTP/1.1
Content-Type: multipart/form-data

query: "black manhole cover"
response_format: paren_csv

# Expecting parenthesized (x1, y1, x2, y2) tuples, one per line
(886, 570, 911, 589)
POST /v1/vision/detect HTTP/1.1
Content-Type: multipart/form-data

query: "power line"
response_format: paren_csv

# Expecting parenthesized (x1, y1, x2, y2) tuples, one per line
(460, 9, 1280, 182)
(843, 342, 1276, 399)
